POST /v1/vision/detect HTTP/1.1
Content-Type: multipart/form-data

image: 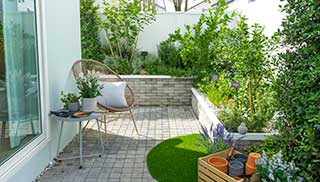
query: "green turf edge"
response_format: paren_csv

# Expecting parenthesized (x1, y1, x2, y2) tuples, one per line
(146, 134, 208, 182)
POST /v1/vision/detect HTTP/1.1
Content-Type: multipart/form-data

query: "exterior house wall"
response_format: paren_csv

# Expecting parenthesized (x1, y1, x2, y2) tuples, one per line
(1, 0, 81, 181)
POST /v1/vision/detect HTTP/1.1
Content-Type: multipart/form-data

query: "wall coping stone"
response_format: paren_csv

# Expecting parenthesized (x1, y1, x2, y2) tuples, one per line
(101, 75, 193, 79)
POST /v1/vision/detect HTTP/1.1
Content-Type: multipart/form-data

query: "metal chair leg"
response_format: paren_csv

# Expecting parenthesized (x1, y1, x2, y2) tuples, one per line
(129, 109, 139, 134)
(82, 120, 90, 134)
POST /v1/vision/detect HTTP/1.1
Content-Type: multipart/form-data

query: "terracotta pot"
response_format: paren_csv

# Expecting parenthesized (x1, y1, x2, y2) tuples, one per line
(231, 153, 248, 165)
(245, 162, 257, 175)
(247, 152, 261, 167)
(207, 156, 228, 173)
(228, 160, 244, 177)
(233, 176, 243, 181)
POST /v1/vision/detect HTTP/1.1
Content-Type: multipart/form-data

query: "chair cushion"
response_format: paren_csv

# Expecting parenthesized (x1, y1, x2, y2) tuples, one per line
(97, 81, 128, 108)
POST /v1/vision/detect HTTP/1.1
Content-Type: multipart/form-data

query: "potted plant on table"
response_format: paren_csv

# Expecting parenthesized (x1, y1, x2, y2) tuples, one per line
(60, 92, 80, 112)
(76, 71, 103, 112)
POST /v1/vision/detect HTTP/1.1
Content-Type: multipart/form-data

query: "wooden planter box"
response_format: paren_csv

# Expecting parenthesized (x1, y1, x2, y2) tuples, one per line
(198, 149, 258, 182)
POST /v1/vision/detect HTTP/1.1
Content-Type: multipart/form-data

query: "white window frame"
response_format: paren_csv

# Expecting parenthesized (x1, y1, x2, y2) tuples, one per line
(0, 0, 51, 178)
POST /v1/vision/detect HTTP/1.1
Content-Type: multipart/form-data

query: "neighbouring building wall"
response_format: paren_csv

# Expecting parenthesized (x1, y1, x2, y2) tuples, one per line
(2, 0, 81, 181)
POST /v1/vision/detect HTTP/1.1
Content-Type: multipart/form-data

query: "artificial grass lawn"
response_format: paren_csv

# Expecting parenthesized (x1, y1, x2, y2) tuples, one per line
(147, 134, 207, 182)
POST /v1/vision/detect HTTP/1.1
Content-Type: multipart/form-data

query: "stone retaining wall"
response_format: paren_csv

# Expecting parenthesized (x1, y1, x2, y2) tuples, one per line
(101, 75, 193, 106)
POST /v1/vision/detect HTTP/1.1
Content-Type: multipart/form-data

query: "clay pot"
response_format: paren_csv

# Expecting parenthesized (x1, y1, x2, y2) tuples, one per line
(245, 162, 257, 175)
(247, 152, 261, 167)
(231, 153, 248, 165)
(228, 160, 244, 177)
(208, 156, 228, 173)
(233, 176, 243, 181)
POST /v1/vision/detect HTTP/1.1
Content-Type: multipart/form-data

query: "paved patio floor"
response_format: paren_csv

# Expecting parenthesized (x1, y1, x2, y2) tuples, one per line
(39, 106, 200, 182)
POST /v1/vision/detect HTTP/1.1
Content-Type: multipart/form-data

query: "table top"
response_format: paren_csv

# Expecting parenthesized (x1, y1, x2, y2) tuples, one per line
(50, 110, 102, 122)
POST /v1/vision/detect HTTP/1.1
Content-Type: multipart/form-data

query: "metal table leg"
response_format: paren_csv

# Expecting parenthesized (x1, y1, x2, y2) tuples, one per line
(79, 121, 83, 169)
(55, 119, 105, 169)
(56, 121, 64, 157)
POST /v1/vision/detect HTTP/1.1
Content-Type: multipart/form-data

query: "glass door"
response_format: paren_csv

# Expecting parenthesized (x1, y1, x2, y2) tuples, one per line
(0, 0, 41, 165)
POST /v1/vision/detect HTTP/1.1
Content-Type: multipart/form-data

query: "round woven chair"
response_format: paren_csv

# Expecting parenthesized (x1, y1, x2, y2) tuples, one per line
(72, 59, 138, 142)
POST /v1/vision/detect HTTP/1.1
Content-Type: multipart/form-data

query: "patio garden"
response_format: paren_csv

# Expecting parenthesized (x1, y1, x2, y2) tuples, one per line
(45, 0, 320, 181)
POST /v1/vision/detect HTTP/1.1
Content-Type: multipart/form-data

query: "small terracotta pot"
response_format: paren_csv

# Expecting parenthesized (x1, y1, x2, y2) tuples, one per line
(245, 162, 256, 175)
(247, 152, 261, 167)
(208, 156, 228, 173)
(233, 176, 243, 181)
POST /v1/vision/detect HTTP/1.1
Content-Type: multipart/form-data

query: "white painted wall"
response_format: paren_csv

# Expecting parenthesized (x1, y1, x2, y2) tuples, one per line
(229, 0, 285, 37)
(136, 0, 284, 54)
(1, 0, 81, 181)
(137, 12, 203, 53)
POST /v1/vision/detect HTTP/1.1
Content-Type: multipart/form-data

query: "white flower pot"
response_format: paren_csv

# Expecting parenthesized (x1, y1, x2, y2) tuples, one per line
(81, 98, 97, 112)
(68, 102, 80, 112)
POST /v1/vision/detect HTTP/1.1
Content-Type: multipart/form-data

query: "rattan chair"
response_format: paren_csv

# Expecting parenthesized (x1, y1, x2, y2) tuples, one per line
(72, 59, 139, 143)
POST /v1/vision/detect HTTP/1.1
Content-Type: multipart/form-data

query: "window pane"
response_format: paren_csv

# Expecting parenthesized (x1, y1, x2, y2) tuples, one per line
(0, 0, 41, 165)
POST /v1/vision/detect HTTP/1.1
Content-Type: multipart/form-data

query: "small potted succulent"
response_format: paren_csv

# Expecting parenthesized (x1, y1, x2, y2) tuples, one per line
(60, 92, 80, 112)
(76, 71, 103, 112)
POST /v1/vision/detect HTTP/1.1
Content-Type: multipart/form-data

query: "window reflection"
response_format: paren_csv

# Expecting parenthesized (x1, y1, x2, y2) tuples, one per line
(0, 0, 41, 165)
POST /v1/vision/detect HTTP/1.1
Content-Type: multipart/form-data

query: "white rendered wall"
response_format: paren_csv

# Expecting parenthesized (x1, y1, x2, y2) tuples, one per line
(137, 12, 203, 53)
(1, 0, 81, 181)
(137, 0, 284, 54)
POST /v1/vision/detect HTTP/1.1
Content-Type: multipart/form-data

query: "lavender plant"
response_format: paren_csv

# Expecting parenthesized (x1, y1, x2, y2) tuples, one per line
(196, 123, 233, 154)
(257, 151, 302, 182)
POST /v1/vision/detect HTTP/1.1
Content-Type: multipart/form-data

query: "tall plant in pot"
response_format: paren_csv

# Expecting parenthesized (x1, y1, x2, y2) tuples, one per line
(76, 71, 103, 112)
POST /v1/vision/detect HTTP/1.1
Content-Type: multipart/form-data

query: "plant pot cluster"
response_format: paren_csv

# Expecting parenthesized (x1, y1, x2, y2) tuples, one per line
(207, 151, 261, 181)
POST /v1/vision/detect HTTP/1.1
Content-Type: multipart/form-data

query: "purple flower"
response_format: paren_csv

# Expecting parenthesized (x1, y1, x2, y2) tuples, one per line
(196, 122, 234, 154)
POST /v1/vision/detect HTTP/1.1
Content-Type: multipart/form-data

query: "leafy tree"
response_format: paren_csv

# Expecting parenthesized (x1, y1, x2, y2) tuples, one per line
(274, 0, 320, 180)
(101, 0, 156, 62)
(80, 0, 104, 61)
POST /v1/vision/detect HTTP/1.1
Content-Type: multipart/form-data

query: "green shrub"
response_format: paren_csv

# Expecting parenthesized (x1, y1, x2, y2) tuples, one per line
(204, 74, 235, 107)
(273, 0, 320, 180)
(218, 107, 244, 131)
(144, 56, 194, 77)
(104, 55, 144, 74)
(157, 40, 183, 68)
(80, 0, 104, 61)
(245, 137, 281, 157)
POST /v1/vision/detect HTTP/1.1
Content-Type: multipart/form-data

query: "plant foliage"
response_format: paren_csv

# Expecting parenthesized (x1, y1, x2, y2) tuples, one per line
(273, 0, 320, 180)
(76, 71, 103, 98)
(80, 0, 104, 61)
(196, 123, 233, 154)
(102, 0, 156, 62)
(60, 92, 80, 109)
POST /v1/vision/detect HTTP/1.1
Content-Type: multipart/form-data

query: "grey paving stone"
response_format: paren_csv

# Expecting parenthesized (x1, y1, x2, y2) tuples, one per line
(39, 106, 199, 182)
